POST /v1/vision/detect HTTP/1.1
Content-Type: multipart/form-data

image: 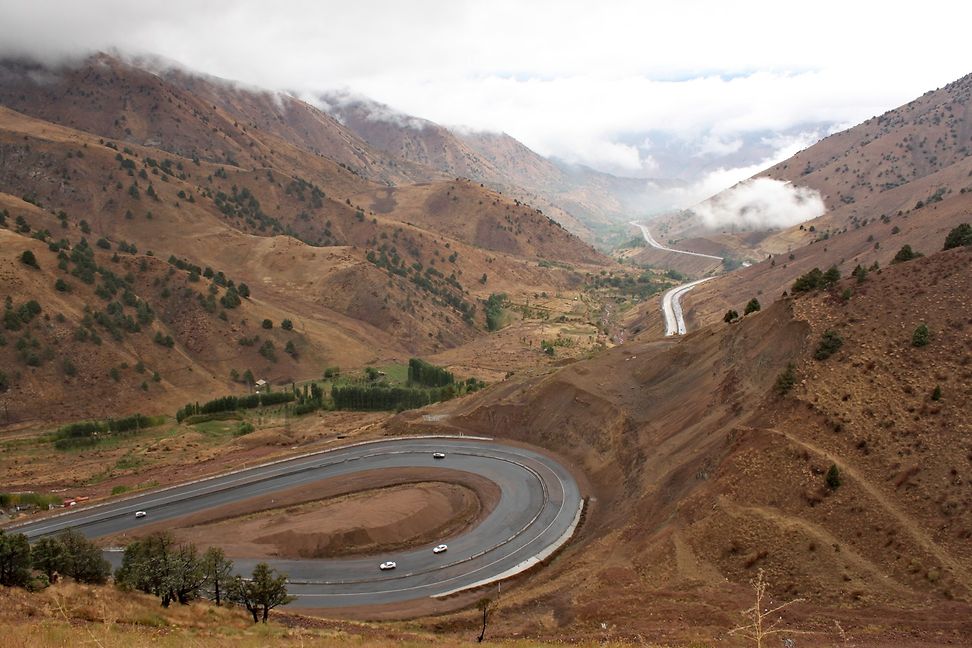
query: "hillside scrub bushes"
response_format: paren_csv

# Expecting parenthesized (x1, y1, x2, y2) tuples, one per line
(723, 309, 739, 323)
(791, 265, 840, 293)
(943, 223, 972, 249)
(20, 250, 39, 268)
(826, 464, 841, 490)
(484, 293, 509, 331)
(891, 244, 923, 264)
(744, 298, 761, 315)
(775, 363, 796, 396)
(912, 323, 931, 347)
(814, 330, 844, 360)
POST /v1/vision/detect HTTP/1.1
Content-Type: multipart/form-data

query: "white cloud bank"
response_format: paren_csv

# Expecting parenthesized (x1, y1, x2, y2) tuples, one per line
(693, 178, 825, 229)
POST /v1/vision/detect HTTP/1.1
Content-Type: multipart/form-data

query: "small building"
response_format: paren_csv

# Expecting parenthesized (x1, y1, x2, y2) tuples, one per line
(254, 379, 268, 393)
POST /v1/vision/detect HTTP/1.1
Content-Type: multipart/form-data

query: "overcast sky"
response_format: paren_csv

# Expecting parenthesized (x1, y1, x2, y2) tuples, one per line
(2, 0, 970, 187)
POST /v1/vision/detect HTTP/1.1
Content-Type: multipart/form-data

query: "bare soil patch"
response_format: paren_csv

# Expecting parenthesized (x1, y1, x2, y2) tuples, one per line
(106, 467, 500, 559)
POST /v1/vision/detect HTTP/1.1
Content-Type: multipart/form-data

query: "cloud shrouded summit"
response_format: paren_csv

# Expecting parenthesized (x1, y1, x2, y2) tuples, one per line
(1, 0, 969, 208)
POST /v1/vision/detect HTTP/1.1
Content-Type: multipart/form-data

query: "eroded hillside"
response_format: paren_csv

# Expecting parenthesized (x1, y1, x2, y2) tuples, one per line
(395, 244, 972, 644)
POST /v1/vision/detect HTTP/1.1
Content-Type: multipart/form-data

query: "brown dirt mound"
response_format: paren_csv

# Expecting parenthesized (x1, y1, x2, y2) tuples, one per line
(248, 482, 478, 559)
(109, 467, 500, 560)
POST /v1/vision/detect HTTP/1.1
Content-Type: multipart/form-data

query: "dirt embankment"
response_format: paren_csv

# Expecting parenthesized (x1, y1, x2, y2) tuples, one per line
(386, 248, 972, 645)
(107, 467, 500, 560)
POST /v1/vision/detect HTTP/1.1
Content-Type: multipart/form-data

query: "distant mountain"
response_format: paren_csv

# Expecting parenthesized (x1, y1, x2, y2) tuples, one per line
(320, 92, 681, 242)
(630, 71, 972, 335)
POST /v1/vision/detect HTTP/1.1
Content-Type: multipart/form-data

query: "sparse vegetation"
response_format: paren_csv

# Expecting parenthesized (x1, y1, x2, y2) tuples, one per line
(826, 464, 842, 490)
(20, 249, 39, 269)
(723, 309, 739, 323)
(814, 330, 844, 360)
(911, 323, 930, 347)
(744, 298, 760, 315)
(891, 244, 922, 264)
(943, 223, 972, 249)
(774, 362, 796, 396)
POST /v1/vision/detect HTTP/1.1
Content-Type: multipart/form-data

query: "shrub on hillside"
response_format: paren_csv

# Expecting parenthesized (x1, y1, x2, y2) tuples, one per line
(261, 319, 273, 329)
(774, 363, 796, 396)
(723, 309, 739, 323)
(744, 298, 761, 315)
(791, 268, 823, 293)
(891, 244, 922, 264)
(943, 223, 972, 250)
(826, 464, 841, 490)
(20, 250, 38, 268)
(814, 330, 844, 360)
(912, 323, 930, 347)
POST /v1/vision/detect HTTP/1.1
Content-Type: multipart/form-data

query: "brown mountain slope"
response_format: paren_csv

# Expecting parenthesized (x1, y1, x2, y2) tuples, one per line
(324, 95, 678, 242)
(0, 57, 611, 426)
(393, 245, 972, 644)
(642, 71, 972, 270)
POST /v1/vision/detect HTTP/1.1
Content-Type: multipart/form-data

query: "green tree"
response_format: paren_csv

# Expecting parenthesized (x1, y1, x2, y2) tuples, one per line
(791, 268, 823, 293)
(743, 298, 761, 315)
(476, 597, 494, 643)
(814, 330, 843, 360)
(912, 323, 930, 347)
(826, 464, 841, 490)
(201, 547, 234, 606)
(57, 528, 110, 584)
(723, 309, 739, 323)
(931, 385, 942, 401)
(891, 244, 922, 264)
(261, 319, 273, 330)
(0, 530, 32, 588)
(821, 265, 840, 287)
(230, 562, 294, 623)
(242, 369, 255, 386)
(774, 363, 796, 396)
(20, 250, 39, 269)
(31, 536, 66, 583)
(281, 319, 293, 331)
(943, 223, 972, 250)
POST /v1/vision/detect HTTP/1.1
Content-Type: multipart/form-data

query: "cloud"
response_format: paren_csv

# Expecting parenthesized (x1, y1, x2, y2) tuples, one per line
(0, 0, 970, 187)
(692, 178, 825, 230)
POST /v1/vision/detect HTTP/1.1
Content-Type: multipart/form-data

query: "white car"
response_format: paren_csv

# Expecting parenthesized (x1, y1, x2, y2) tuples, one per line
(432, 452, 446, 459)
(379, 561, 397, 571)
(433, 544, 448, 554)
(135, 511, 147, 518)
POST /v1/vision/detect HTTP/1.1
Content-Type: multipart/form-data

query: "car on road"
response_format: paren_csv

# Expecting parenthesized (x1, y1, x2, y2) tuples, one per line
(135, 511, 147, 518)
(433, 544, 448, 554)
(432, 452, 446, 459)
(379, 561, 396, 570)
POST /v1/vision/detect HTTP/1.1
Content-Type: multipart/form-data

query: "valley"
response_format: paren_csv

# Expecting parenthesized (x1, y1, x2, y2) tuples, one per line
(0, 34, 970, 648)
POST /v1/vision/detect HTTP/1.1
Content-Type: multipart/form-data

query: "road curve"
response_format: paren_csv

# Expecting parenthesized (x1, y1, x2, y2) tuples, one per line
(629, 221, 723, 261)
(11, 437, 582, 608)
(661, 277, 715, 336)
(628, 221, 720, 336)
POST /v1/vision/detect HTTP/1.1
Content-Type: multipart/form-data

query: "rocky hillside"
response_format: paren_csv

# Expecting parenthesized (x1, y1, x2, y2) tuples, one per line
(0, 54, 610, 426)
(397, 243, 972, 644)
(322, 94, 670, 241)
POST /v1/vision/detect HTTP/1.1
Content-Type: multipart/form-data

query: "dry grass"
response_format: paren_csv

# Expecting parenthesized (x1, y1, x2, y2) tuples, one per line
(0, 583, 664, 647)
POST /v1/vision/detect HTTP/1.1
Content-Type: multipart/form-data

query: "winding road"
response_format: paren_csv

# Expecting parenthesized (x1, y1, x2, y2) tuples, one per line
(629, 221, 721, 336)
(12, 437, 583, 607)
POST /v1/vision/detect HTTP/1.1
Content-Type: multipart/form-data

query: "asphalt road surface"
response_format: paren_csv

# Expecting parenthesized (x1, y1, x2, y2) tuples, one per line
(12, 438, 582, 607)
(628, 221, 720, 336)
(661, 277, 716, 336)
(629, 221, 724, 261)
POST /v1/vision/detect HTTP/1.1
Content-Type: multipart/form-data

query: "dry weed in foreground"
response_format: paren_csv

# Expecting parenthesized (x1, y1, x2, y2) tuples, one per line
(728, 569, 805, 648)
